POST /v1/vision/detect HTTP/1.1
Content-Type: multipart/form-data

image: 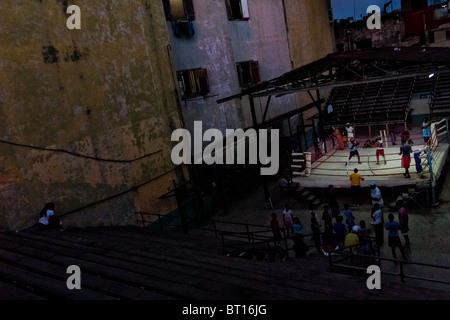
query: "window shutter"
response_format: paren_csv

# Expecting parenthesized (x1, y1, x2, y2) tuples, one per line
(188, 70, 197, 95)
(195, 69, 210, 96)
(250, 61, 260, 84)
(241, 0, 250, 19)
(177, 69, 209, 99)
(177, 71, 187, 97)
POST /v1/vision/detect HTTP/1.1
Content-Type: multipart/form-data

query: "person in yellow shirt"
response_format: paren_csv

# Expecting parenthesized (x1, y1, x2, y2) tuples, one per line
(349, 168, 364, 207)
(344, 225, 360, 253)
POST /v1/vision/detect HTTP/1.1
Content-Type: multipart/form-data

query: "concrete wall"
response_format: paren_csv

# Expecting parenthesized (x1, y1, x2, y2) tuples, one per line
(167, 0, 296, 134)
(284, 0, 336, 126)
(168, 0, 335, 140)
(0, 0, 184, 230)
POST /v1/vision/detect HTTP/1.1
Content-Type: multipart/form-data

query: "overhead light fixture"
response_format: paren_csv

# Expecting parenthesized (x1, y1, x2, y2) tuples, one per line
(429, 73, 435, 78)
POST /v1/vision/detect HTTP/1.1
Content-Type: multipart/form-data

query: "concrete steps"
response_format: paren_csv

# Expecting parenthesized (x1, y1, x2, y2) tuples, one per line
(0, 225, 448, 300)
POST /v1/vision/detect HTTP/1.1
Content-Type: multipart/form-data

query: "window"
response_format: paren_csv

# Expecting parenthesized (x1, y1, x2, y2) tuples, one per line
(236, 61, 260, 88)
(226, 0, 250, 20)
(163, 0, 195, 21)
(177, 68, 210, 100)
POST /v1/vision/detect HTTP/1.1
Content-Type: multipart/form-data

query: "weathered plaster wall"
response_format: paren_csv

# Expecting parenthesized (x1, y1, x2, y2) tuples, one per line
(230, 0, 297, 127)
(284, 0, 336, 120)
(167, 0, 296, 133)
(0, 0, 183, 230)
(285, 0, 335, 67)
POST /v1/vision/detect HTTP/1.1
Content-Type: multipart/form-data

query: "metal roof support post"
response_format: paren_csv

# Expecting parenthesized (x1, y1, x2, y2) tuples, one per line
(249, 96, 272, 209)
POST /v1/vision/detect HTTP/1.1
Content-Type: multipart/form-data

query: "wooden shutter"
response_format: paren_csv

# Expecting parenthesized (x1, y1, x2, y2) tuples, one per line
(250, 61, 260, 84)
(195, 69, 209, 96)
(240, 0, 249, 19)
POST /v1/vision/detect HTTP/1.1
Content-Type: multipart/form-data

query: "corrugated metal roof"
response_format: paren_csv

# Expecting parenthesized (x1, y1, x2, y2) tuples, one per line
(217, 47, 450, 103)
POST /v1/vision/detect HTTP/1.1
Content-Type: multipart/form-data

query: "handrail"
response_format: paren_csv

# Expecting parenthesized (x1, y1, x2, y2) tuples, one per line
(136, 215, 450, 285)
(218, 228, 292, 261)
(328, 244, 450, 286)
(200, 219, 273, 238)
(135, 211, 182, 230)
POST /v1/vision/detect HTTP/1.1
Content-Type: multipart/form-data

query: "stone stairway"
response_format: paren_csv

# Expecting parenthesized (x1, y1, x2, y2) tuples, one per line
(0, 225, 448, 300)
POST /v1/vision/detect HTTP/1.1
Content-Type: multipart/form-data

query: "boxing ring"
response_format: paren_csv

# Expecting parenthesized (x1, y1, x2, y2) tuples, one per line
(291, 118, 450, 190)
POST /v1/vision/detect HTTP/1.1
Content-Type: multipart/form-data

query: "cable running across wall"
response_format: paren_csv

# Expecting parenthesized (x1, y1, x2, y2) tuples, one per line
(0, 138, 162, 163)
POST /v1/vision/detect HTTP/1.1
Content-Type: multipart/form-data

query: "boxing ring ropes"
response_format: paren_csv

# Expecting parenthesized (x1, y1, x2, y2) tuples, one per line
(291, 117, 450, 199)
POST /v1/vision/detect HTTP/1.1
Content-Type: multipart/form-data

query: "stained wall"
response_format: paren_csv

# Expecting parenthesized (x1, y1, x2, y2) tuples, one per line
(0, 0, 184, 230)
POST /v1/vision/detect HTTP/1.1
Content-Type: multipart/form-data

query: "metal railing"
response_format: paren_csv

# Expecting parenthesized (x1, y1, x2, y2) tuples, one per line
(202, 219, 321, 261)
(136, 215, 450, 286)
(135, 211, 183, 231)
(328, 241, 450, 286)
(202, 220, 289, 258)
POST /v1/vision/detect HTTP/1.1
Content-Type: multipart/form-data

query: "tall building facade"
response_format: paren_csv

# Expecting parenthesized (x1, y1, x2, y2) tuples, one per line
(0, 0, 335, 230)
(0, 1, 185, 230)
(165, 0, 335, 136)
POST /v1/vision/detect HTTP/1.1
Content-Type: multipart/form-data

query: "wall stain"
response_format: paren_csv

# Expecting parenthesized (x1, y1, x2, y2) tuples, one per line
(56, 0, 69, 14)
(42, 45, 59, 64)
(63, 46, 89, 62)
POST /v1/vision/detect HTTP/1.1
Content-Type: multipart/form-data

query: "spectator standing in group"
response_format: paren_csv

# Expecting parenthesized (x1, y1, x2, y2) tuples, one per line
(321, 204, 333, 234)
(343, 202, 356, 230)
(270, 213, 282, 247)
(293, 217, 307, 257)
(310, 211, 322, 253)
(321, 228, 337, 256)
(327, 184, 340, 220)
(281, 203, 294, 238)
(399, 141, 413, 178)
(397, 200, 411, 253)
(371, 203, 384, 247)
(349, 168, 364, 207)
(421, 117, 432, 145)
(359, 220, 372, 241)
(370, 181, 384, 211)
(385, 213, 407, 262)
(358, 220, 373, 254)
(333, 215, 347, 247)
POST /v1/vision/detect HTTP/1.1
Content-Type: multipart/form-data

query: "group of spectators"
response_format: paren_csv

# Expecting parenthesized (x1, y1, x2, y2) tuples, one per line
(270, 181, 411, 262)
